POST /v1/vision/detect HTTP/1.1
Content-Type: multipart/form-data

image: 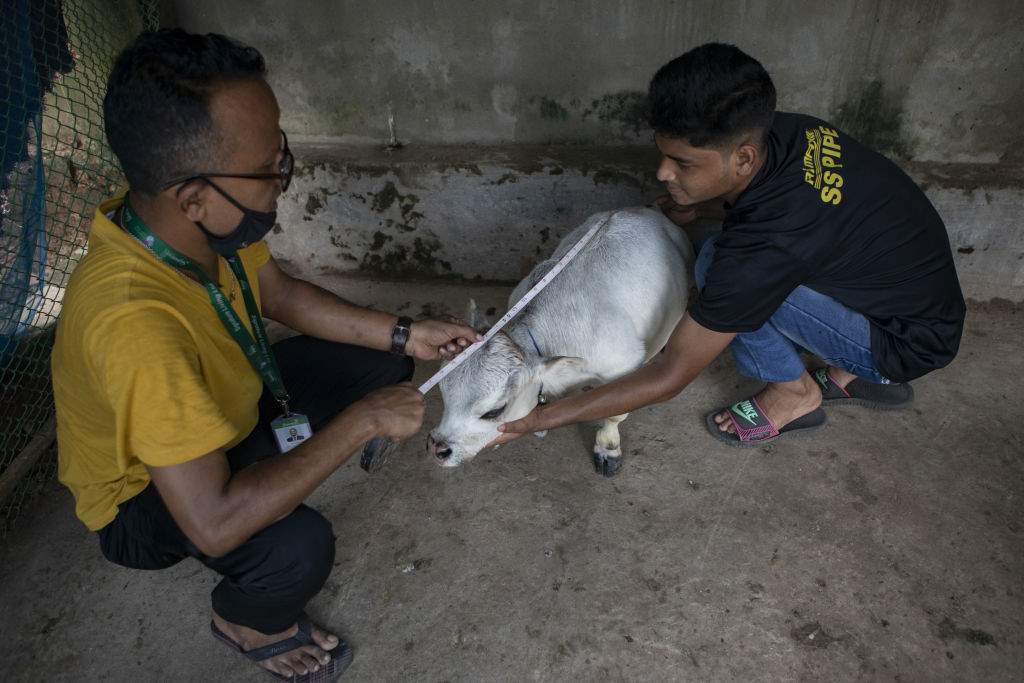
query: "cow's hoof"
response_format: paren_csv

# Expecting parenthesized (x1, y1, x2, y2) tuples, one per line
(592, 447, 623, 477)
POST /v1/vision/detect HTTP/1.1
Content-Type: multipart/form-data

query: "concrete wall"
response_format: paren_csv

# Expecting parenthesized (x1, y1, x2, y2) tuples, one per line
(269, 147, 1024, 303)
(168, 0, 1024, 302)
(172, 0, 1023, 163)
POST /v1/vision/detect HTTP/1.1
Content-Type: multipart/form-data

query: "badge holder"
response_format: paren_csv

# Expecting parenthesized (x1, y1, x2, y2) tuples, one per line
(270, 400, 312, 454)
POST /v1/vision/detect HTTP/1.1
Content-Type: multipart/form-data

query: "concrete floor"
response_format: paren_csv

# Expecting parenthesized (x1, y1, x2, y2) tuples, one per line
(0, 277, 1021, 682)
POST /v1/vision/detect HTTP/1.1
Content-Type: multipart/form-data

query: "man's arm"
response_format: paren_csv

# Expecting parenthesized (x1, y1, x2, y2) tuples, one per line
(256, 255, 479, 359)
(147, 384, 422, 557)
(498, 315, 735, 436)
(257, 255, 402, 351)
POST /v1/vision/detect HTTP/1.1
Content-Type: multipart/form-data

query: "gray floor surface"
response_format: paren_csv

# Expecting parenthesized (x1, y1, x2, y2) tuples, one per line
(1, 279, 1021, 682)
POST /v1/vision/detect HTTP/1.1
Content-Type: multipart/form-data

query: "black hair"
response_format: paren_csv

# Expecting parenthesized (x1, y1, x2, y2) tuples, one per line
(103, 29, 266, 195)
(648, 43, 776, 148)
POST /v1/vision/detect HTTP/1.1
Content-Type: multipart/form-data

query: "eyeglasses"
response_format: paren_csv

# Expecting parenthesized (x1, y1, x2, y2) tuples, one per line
(162, 130, 294, 193)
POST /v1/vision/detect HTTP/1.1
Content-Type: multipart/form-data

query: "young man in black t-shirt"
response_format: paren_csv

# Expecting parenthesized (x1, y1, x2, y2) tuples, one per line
(495, 43, 965, 455)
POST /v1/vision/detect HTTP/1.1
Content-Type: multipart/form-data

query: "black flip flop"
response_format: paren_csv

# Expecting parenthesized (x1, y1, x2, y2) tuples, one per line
(705, 396, 827, 448)
(811, 368, 914, 410)
(211, 613, 353, 681)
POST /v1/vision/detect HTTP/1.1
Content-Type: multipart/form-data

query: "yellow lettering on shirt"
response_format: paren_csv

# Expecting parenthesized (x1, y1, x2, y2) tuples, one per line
(821, 185, 843, 204)
(803, 125, 845, 204)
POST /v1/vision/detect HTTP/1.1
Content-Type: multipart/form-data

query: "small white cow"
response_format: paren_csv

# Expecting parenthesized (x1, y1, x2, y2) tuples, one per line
(428, 206, 694, 476)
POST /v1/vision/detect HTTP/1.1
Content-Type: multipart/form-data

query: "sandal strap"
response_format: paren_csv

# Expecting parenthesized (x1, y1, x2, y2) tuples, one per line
(239, 614, 317, 662)
(727, 397, 780, 442)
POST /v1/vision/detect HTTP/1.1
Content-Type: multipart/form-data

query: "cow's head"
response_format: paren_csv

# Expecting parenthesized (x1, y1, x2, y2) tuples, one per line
(428, 302, 585, 467)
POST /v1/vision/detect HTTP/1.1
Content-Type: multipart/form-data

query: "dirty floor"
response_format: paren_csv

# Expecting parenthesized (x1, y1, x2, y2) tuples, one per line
(0, 277, 1021, 681)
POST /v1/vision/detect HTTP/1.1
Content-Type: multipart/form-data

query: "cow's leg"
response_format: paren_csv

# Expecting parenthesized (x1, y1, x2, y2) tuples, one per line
(593, 413, 629, 477)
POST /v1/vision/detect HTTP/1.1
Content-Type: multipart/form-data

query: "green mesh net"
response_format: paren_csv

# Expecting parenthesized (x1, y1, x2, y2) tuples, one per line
(0, 0, 157, 535)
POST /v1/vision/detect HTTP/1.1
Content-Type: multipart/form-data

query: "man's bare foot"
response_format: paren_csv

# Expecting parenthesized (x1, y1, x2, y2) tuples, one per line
(212, 612, 338, 679)
(826, 366, 858, 390)
(714, 372, 822, 435)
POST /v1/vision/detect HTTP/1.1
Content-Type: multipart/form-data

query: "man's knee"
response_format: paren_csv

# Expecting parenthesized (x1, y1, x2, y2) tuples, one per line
(360, 349, 415, 391)
(256, 506, 336, 597)
(206, 506, 336, 631)
(287, 507, 336, 589)
(277, 335, 414, 394)
(386, 352, 415, 384)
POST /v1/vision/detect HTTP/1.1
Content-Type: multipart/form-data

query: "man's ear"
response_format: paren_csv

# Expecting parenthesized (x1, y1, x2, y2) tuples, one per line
(732, 139, 761, 178)
(532, 356, 587, 396)
(176, 181, 208, 222)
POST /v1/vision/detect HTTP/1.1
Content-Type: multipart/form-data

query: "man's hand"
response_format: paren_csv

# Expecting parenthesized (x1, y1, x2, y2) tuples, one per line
(479, 405, 547, 449)
(345, 383, 425, 442)
(495, 405, 548, 445)
(406, 319, 483, 360)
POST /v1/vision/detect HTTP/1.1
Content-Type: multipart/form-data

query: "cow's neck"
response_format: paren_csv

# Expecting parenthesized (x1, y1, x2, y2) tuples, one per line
(507, 317, 545, 360)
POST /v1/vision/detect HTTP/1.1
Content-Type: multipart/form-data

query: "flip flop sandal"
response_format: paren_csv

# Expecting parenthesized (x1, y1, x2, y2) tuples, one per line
(705, 396, 827, 448)
(811, 367, 914, 410)
(211, 612, 353, 681)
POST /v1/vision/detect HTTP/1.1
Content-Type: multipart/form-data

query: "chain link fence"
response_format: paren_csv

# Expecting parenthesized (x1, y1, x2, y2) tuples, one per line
(0, 0, 158, 536)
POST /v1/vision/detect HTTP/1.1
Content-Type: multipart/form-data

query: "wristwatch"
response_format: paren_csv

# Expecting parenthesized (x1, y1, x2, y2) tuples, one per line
(390, 316, 414, 355)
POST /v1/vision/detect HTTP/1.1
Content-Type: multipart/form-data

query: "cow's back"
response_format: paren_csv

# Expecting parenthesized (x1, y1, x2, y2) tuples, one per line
(510, 207, 694, 377)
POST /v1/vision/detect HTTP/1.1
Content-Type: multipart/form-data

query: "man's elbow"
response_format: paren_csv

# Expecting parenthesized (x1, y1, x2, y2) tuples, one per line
(651, 360, 691, 404)
(653, 383, 685, 405)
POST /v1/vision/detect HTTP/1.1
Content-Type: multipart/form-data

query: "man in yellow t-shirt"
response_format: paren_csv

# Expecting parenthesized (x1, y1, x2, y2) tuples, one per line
(52, 30, 479, 681)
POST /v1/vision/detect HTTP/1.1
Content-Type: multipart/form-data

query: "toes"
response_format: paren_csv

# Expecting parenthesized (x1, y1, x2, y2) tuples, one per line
(286, 655, 309, 676)
(298, 649, 322, 673)
(302, 644, 330, 667)
(270, 660, 297, 679)
(311, 626, 338, 653)
(715, 411, 734, 430)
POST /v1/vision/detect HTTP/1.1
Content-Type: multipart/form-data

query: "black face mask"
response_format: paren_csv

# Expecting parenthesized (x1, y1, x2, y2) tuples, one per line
(195, 179, 277, 256)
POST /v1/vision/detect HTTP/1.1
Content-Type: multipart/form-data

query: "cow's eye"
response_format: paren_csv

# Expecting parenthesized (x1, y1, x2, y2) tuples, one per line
(480, 405, 506, 420)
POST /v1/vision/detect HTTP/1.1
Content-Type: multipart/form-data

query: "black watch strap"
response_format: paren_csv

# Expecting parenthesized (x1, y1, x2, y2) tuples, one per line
(390, 316, 413, 355)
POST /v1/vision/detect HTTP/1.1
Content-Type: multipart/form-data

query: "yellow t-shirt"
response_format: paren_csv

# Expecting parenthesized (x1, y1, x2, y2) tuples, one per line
(52, 194, 271, 531)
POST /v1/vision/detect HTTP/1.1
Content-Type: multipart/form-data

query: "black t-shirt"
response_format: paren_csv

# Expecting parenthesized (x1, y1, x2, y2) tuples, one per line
(690, 112, 965, 383)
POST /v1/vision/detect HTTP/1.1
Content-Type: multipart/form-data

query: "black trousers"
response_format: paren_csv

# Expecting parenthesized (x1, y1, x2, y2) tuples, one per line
(97, 336, 414, 634)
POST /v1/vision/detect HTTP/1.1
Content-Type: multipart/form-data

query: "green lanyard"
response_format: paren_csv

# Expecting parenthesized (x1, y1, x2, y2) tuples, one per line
(120, 199, 291, 414)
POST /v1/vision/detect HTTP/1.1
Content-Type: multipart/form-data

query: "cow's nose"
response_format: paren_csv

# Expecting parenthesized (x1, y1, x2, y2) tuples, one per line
(428, 434, 453, 460)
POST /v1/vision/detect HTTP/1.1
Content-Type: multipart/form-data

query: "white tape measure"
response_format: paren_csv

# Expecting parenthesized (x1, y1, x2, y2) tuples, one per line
(418, 210, 614, 394)
(360, 210, 614, 472)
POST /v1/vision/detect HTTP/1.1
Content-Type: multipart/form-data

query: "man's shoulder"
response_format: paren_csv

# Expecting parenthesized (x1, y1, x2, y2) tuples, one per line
(59, 253, 196, 358)
(63, 243, 177, 323)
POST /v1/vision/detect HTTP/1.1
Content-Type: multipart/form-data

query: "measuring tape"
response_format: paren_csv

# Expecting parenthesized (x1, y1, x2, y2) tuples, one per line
(360, 211, 616, 472)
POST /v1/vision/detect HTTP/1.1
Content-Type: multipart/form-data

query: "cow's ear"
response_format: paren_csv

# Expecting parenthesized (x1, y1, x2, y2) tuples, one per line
(464, 299, 492, 332)
(534, 356, 586, 395)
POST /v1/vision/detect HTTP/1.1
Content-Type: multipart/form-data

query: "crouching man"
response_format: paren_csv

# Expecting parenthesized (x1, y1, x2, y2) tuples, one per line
(498, 43, 965, 448)
(52, 30, 479, 680)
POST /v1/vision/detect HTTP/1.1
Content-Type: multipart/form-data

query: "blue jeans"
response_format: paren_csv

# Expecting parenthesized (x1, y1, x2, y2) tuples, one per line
(694, 237, 890, 385)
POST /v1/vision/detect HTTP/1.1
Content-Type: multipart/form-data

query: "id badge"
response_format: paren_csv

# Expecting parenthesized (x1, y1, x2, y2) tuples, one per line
(271, 413, 313, 453)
